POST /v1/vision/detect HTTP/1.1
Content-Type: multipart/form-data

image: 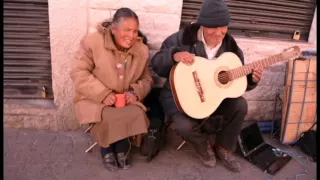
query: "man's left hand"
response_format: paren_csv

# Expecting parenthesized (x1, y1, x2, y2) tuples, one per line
(125, 92, 138, 104)
(252, 68, 264, 83)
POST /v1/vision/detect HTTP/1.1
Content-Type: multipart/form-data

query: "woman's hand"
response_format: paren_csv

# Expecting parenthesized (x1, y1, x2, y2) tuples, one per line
(125, 92, 138, 104)
(103, 93, 116, 106)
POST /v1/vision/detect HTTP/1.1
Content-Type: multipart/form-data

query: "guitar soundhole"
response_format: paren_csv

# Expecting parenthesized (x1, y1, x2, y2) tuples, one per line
(218, 71, 230, 84)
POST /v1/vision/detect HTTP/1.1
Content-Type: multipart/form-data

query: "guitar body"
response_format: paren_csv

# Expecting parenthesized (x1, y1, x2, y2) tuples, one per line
(170, 52, 248, 119)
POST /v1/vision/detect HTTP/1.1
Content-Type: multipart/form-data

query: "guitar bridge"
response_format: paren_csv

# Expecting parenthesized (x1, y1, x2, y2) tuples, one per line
(192, 71, 205, 102)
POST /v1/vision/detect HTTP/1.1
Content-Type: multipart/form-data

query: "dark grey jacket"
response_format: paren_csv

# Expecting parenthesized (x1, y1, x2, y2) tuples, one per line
(151, 23, 257, 117)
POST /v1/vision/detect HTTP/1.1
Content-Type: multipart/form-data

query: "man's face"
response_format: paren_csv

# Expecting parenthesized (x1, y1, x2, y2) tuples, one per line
(201, 26, 228, 47)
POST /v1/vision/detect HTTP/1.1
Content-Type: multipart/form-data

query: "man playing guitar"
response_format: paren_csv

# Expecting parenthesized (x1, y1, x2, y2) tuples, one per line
(151, 0, 263, 172)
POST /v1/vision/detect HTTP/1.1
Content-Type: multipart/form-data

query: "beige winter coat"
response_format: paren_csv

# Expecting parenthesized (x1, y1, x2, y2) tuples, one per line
(71, 21, 153, 147)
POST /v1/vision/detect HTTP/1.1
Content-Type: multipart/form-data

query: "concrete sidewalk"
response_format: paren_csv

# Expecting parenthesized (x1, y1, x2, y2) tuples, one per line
(4, 128, 316, 180)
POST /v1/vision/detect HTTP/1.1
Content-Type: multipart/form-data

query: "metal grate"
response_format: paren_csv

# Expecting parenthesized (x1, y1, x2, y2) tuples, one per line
(4, 0, 53, 99)
(180, 0, 317, 41)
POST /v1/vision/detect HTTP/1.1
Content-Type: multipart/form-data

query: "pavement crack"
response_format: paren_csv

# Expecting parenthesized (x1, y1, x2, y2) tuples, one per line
(70, 134, 76, 149)
(192, 165, 202, 180)
(50, 133, 59, 146)
(30, 131, 39, 150)
(15, 128, 20, 140)
(49, 133, 59, 155)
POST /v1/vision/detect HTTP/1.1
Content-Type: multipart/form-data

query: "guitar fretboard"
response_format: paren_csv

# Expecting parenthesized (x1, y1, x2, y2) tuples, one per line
(229, 53, 287, 80)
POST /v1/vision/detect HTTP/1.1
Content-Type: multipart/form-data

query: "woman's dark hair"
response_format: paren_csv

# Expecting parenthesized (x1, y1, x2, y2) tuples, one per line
(112, 7, 139, 26)
(109, 8, 147, 45)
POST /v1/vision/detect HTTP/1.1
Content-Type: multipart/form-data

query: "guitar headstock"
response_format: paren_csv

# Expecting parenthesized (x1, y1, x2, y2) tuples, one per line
(282, 46, 302, 61)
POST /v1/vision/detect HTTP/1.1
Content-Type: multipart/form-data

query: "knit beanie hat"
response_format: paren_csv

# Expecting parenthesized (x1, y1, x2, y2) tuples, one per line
(197, 0, 230, 28)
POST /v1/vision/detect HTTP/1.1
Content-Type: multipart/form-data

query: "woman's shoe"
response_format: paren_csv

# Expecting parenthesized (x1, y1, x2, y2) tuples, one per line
(116, 152, 131, 170)
(102, 153, 118, 171)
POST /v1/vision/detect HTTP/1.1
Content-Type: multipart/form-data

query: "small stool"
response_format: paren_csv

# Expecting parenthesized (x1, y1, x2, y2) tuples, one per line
(83, 123, 97, 153)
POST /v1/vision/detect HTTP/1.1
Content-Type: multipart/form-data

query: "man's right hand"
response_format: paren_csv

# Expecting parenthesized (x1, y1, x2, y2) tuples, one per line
(173, 51, 195, 66)
(103, 93, 116, 106)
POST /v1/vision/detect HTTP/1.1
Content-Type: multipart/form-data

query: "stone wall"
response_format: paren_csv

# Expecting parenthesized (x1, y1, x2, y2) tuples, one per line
(87, 0, 183, 51)
(47, 0, 89, 130)
(4, 0, 316, 131)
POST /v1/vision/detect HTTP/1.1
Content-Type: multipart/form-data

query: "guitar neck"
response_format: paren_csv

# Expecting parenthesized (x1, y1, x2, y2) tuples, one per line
(229, 53, 288, 80)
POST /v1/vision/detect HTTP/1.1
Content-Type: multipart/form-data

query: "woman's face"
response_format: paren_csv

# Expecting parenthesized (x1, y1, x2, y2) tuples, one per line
(112, 17, 139, 49)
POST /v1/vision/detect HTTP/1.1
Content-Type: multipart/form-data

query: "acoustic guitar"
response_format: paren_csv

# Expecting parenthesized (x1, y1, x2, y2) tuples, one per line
(170, 46, 301, 119)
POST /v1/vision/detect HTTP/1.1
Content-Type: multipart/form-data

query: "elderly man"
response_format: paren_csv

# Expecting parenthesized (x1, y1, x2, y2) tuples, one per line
(151, 0, 263, 173)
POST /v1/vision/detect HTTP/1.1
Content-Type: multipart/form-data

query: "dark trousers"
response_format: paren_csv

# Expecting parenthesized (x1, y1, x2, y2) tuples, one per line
(170, 97, 247, 152)
(101, 138, 130, 156)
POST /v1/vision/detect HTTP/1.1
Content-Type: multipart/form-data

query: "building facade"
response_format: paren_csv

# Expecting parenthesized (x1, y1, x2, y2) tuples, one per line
(4, 0, 317, 131)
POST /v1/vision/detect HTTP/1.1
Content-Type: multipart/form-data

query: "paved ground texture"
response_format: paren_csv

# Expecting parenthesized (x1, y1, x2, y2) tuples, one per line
(4, 128, 317, 180)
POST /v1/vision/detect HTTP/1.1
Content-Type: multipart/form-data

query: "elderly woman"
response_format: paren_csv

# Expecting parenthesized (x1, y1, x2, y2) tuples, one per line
(71, 8, 153, 171)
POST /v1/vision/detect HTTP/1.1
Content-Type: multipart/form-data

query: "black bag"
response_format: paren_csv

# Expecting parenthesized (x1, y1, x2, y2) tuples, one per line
(294, 122, 317, 162)
(140, 88, 166, 162)
(140, 124, 167, 162)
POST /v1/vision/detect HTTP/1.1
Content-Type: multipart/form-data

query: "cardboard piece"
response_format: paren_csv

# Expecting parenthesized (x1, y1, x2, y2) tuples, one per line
(280, 58, 317, 144)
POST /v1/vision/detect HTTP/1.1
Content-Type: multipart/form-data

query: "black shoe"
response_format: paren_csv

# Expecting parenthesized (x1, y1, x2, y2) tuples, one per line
(194, 141, 216, 168)
(116, 152, 131, 170)
(215, 145, 241, 173)
(102, 153, 118, 171)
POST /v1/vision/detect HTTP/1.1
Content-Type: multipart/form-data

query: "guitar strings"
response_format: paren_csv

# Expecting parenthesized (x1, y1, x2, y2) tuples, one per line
(218, 72, 231, 83)
(214, 51, 294, 83)
(218, 70, 245, 83)
(218, 67, 250, 82)
(218, 73, 230, 79)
